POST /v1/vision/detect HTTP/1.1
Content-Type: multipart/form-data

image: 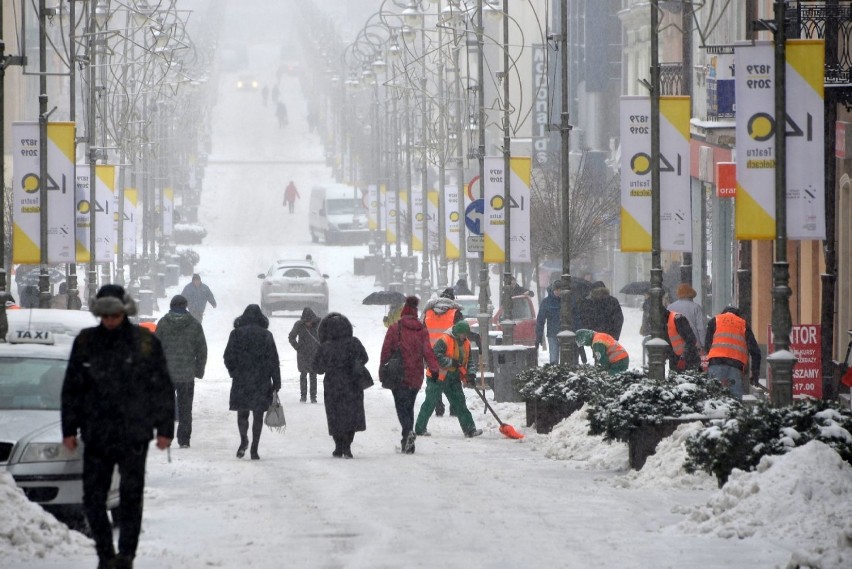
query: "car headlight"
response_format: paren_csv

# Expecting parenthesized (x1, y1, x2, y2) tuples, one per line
(236, 80, 244, 88)
(251, 80, 259, 89)
(20, 443, 80, 463)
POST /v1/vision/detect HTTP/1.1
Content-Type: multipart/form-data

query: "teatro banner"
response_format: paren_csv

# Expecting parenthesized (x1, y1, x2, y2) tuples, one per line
(619, 97, 652, 252)
(427, 190, 439, 254)
(385, 186, 397, 244)
(123, 188, 138, 257)
(12, 122, 76, 264)
(483, 156, 532, 264)
(367, 184, 378, 230)
(444, 184, 460, 260)
(75, 164, 116, 263)
(660, 96, 692, 252)
(411, 190, 425, 252)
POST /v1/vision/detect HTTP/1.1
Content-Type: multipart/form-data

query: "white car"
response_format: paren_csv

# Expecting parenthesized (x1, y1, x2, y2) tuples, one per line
(0, 309, 119, 532)
(258, 259, 330, 317)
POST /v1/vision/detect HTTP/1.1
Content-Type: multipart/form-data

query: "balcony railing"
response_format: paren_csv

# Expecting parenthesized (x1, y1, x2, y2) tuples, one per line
(660, 63, 684, 96)
(788, 1, 852, 87)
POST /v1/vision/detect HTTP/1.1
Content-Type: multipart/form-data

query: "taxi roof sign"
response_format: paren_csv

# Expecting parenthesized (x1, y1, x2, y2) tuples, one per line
(7, 328, 55, 345)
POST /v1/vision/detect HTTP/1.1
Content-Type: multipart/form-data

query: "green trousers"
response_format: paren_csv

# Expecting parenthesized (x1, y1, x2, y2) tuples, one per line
(415, 377, 476, 435)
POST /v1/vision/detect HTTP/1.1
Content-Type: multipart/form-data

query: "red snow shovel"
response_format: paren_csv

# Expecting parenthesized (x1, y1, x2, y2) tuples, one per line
(472, 361, 524, 440)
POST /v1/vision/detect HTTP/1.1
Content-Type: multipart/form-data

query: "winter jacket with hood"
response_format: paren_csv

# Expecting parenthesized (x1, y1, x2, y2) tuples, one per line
(380, 315, 440, 390)
(61, 318, 175, 450)
(288, 307, 321, 373)
(224, 304, 281, 411)
(582, 285, 624, 340)
(704, 306, 761, 381)
(156, 309, 207, 383)
(313, 313, 368, 436)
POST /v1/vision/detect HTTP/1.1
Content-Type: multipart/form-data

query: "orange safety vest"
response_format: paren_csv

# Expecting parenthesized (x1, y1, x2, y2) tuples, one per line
(436, 332, 470, 381)
(707, 312, 748, 365)
(593, 332, 628, 363)
(425, 308, 458, 347)
(667, 312, 685, 357)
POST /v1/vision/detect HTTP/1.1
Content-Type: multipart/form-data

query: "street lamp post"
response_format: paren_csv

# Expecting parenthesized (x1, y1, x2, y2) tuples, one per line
(38, 0, 51, 308)
(476, 0, 491, 370)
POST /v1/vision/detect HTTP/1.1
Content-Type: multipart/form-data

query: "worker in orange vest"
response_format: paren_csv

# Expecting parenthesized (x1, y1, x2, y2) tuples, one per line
(663, 308, 701, 371)
(414, 321, 482, 438)
(575, 329, 630, 375)
(422, 288, 463, 417)
(704, 306, 761, 400)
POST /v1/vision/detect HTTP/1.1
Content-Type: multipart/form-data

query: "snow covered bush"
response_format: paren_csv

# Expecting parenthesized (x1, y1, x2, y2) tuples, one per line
(176, 248, 200, 275)
(684, 401, 852, 486)
(514, 364, 638, 405)
(173, 223, 207, 245)
(586, 370, 737, 443)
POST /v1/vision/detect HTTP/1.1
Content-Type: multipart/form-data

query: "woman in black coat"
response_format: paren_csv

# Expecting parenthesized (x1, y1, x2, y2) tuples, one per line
(224, 304, 281, 460)
(312, 312, 368, 458)
(288, 307, 321, 403)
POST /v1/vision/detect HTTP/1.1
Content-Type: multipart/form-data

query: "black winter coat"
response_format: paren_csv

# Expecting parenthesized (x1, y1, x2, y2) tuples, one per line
(61, 320, 175, 450)
(288, 308, 321, 373)
(156, 310, 207, 383)
(313, 313, 367, 436)
(224, 305, 282, 411)
(583, 287, 624, 340)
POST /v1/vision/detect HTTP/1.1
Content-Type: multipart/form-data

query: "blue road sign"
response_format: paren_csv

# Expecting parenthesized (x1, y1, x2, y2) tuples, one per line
(465, 199, 484, 236)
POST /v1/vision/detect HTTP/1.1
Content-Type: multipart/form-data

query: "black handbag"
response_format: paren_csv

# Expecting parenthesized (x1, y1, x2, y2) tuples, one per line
(379, 326, 405, 390)
(354, 360, 374, 390)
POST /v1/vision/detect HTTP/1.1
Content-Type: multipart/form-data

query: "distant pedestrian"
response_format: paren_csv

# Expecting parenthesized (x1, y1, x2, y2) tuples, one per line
(283, 181, 300, 213)
(453, 278, 473, 296)
(575, 328, 629, 375)
(704, 306, 761, 400)
(313, 312, 369, 458)
(583, 281, 624, 340)
(50, 282, 69, 309)
(380, 296, 440, 454)
(181, 274, 217, 323)
(224, 304, 281, 460)
(508, 275, 534, 297)
(156, 295, 207, 449)
(667, 283, 706, 351)
(276, 101, 288, 128)
(289, 307, 321, 403)
(414, 321, 482, 439)
(61, 285, 174, 569)
(536, 280, 564, 364)
(261, 85, 269, 106)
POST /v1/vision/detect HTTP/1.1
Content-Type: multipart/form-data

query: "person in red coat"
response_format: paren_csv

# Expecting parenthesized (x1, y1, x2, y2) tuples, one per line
(380, 296, 439, 454)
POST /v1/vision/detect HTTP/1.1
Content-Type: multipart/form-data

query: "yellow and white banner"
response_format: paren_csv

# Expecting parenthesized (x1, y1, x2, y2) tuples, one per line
(385, 186, 398, 244)
(427, 190, 439, 254)
(444, 184, 460, 260)
(76, 164, 116, 263)
(123, 188, 138, 257)
(411, 190, 425, 252)
(735, 41, 776, 239)
(163, 188, 174, 237)
(483, 157, 532, 263)
(786, 40, 825, 239)
(11, 122, 76, 263)
(660, 96, 692, 252)
(367, 184, 378, 230)
(379, 184, 387, 236)
(620, 97, 652, 251)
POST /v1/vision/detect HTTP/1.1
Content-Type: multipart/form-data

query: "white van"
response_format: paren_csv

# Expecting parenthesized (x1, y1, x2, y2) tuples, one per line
(309, 184, 369, 244)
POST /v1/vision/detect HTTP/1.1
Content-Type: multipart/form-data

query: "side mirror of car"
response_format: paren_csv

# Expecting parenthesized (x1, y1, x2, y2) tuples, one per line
(257, 273, 266, 279)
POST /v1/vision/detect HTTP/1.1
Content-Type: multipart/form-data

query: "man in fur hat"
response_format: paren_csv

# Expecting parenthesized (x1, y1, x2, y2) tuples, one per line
(61, 285, 174, 569)
(667, 282, 706, 351)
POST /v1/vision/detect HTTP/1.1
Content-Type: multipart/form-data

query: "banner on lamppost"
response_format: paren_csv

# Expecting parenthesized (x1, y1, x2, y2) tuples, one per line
(619, 97, 652, 252)
(785, 39, 825, 239)
(123, 188, 138, 257)
(75, 164, 116, 263)
(411, 190, 425, 252)
(660, 96, 692, 252)
(444, 184, 460, 260)
(367, 184, 378, 230)
(379, 184, 387, 237)
(11, 122, 76, 264)
(385, 187, 398, 244)
(163, 187, 174, 237)
(483, 156, 532, 263)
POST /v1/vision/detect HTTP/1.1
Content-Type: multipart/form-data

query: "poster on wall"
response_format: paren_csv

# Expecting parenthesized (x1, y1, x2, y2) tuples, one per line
(768, 324, 823, 400)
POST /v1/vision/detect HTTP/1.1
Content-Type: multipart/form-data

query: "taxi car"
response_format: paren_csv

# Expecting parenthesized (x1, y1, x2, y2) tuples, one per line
(0, 309, 119, 532)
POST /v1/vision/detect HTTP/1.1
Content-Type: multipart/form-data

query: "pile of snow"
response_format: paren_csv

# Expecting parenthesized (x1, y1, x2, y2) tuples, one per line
(677, 441, 852, 568)
(0, 471, 91, 558)
(538, 404, 629, 470)
(614, 421, 716, 490)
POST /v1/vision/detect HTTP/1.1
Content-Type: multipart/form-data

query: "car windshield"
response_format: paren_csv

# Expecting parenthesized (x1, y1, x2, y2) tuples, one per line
(0, 357, 66, 411)
(456, 298, 481, 317)
(326, 198, 365, 215)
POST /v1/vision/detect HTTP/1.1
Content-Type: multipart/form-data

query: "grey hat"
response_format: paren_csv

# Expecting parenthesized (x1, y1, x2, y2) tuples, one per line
(170, 295, 188, 309)
(90, 284, 138, 317)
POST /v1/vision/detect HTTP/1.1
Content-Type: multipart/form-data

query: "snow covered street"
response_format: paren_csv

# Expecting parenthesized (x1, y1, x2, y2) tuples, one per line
(3, 3, 851, 568)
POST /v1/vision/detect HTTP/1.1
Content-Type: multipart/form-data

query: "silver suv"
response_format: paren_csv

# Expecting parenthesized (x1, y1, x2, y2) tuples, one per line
(258, 260, 329, 317)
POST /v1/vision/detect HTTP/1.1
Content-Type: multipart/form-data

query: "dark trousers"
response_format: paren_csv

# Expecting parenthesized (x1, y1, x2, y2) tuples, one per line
(174, 381, 194, 446)
(300, 372, 317, 399)
(237, 409, 264, 451)
(83, 443, 148, 560)
(392, 387, 419, 437)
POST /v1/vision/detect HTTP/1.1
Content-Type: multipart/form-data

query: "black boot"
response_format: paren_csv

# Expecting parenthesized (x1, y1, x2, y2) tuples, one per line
(332, 436, 343, 458)
(250, 440, 260, 460)
(342, 432, 354, 459)
(114, 554, 134, 569)
(236, 436, 248, 459)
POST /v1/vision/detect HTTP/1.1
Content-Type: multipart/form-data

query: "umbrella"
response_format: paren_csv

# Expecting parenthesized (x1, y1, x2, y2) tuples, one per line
(18, 268, 66, 286)
(362, 290, 406, 306)
(620, 280, 653, 295)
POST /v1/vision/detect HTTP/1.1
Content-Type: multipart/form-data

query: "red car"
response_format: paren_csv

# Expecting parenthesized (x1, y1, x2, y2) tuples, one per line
(454, 295, 537, 346)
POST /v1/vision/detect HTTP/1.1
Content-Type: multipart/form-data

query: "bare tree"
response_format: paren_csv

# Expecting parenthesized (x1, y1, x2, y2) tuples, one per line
(530, 151, 620, 263)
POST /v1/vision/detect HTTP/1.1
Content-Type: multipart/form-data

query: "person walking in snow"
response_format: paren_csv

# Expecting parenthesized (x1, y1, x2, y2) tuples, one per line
(575, 328, 630, 375)
(180, 274, 217, 323)
(224, 305, 281, 460)
(156, 295, 208, 449)
(313, 312, 369, 458)
(61, 285, 174, 569)
(276, 101, 288, 128)
(582, 281, 624, 340)
(283, 180, 300, 213)
(380, 296, 440, 454)
(536, 279, 565, 364)
(414, 321, 483, 439)
(289, 307, 321, 403)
